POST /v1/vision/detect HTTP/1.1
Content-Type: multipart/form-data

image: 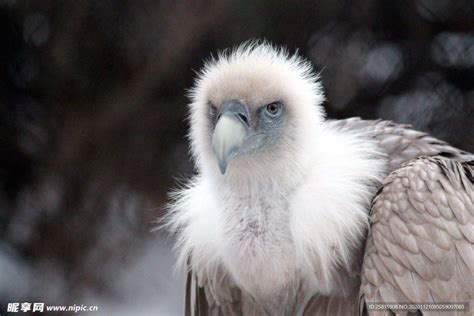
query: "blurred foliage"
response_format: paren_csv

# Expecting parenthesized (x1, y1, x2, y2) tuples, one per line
(0, 0, 473, 313)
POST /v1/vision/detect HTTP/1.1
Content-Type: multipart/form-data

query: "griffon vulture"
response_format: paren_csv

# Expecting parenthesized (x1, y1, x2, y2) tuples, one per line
(165, 42, 473, 315)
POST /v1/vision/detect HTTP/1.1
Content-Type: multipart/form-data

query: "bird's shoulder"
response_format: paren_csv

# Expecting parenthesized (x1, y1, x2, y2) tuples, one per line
(359, 156, 474, 314)
(329, 117, 473, 173)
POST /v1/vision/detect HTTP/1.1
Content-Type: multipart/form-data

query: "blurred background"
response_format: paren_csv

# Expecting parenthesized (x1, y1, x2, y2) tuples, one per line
(0, 0, 473, 315)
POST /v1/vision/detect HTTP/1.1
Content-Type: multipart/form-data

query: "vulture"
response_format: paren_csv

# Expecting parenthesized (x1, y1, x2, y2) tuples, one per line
(165, 42, 474, 315)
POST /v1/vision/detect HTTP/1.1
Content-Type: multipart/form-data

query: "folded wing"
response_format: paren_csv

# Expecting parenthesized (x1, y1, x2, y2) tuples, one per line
(360, 157, 474, 316)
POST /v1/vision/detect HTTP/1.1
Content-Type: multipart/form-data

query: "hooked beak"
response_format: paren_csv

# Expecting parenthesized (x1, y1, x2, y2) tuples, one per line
(211, 100, 249, 174)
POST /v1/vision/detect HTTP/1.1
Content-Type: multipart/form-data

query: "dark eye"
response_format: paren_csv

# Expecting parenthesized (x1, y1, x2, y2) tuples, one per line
(265, 101, 282, 117)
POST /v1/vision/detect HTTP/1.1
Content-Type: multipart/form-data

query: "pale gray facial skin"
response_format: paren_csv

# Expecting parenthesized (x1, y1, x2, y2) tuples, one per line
(209, 99, 285, 174)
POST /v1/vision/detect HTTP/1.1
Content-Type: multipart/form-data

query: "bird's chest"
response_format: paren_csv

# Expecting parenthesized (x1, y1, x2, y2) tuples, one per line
(219, 196, 299, 298)
(222, 196, 290, 248)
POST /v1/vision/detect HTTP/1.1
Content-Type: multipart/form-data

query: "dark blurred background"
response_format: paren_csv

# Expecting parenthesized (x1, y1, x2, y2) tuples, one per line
(0, 0, 473, 315)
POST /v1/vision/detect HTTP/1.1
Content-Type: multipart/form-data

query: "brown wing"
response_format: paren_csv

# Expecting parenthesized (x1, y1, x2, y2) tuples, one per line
(330, 118, 473, 173)
(184, 268, 301, 315)
(303, 292, 360, 315)
(184, 269, 244, 316)
(360, 156, 474, 316)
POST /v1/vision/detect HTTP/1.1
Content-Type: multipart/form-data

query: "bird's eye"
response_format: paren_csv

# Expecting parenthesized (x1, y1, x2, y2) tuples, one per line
(265, 102, 282, 117)
(208, 102, 217, 116)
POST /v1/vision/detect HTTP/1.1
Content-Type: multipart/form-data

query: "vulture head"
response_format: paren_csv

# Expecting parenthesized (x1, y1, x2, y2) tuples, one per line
(188, 43, 325, 180)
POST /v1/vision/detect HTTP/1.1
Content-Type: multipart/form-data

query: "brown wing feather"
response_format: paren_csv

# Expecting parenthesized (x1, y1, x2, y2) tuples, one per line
(303, 293, 360, 315)
(185, 269, 245, 316)
(360, 156, 474, 316)
(185, 268, 271, 316)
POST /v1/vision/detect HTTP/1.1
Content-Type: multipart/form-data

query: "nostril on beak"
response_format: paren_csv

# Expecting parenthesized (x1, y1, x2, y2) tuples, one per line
(238, 113, 249, 126)
(217, 99, 250, 128)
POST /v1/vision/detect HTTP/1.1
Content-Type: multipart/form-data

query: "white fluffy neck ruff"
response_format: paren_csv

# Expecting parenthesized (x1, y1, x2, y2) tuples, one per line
(290, 123, 385, 295)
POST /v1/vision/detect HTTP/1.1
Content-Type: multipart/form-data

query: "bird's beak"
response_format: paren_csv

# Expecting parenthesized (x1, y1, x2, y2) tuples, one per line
(211, 100, 250, 174)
